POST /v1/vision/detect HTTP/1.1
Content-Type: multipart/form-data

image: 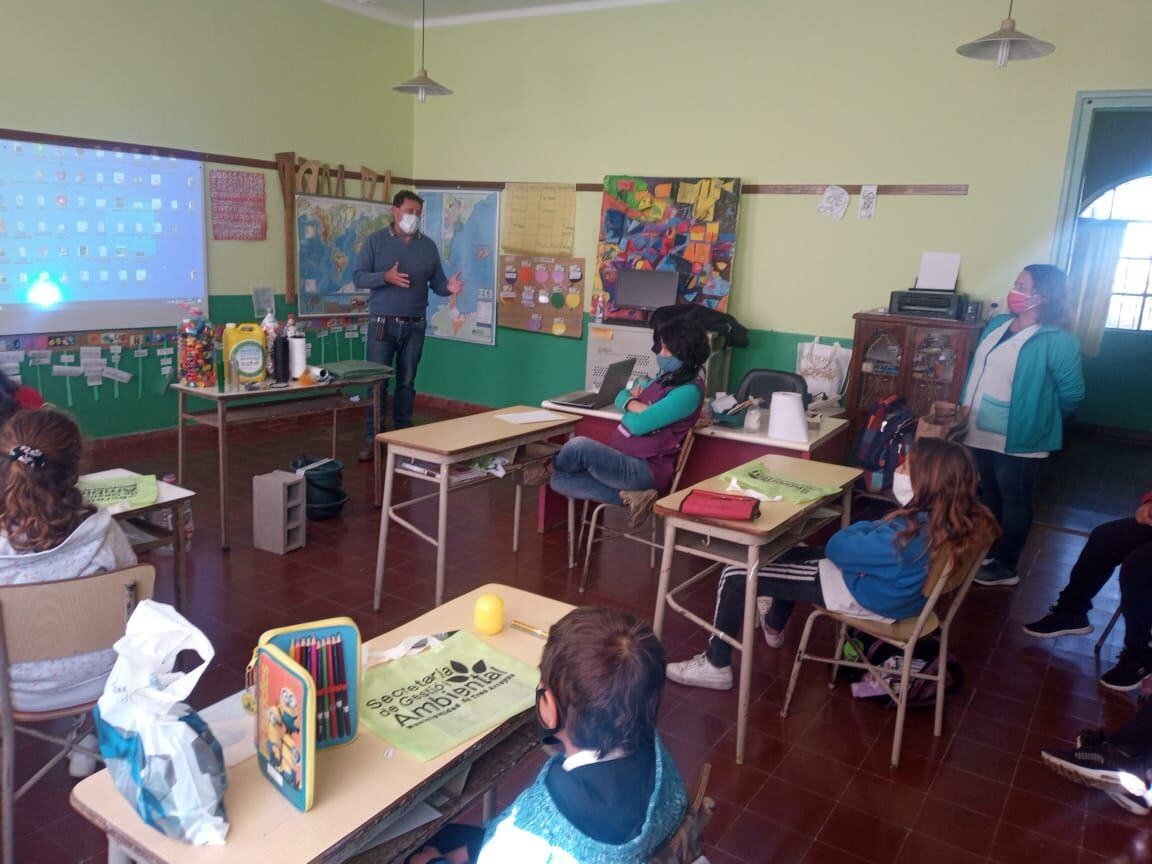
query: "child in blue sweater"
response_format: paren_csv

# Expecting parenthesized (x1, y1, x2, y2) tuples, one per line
(667, 438, 998, 691)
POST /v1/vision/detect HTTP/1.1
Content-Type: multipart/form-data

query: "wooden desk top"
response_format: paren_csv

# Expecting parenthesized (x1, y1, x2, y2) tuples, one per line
(173, 371, 391, 403)
(71, 584, 574, 864)
(378, 406, 580, 456)
(540, 400, 848, 453)
(654, 454, 861, 538)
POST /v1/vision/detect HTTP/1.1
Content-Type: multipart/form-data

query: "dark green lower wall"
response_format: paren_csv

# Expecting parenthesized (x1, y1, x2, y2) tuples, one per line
(29, 296, 1152, 438)
(1078, 330, 1152, 432)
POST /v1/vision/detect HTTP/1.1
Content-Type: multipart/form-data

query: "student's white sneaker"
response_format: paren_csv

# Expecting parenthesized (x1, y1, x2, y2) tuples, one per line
(757, 597, 785, 648)
(666, 654, 734, 691)
(67, 733, 99, 778)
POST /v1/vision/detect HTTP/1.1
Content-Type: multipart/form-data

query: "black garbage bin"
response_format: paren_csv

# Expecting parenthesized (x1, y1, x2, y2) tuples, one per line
(289, 455, 348, 519)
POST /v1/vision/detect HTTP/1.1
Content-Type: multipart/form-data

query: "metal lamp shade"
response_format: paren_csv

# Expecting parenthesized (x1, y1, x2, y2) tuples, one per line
(393, 68, 453, 103)
(956, 18, 1055, 67)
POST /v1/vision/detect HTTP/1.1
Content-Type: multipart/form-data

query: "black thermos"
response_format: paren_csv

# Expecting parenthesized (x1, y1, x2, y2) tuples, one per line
(272, 334, 290, 384)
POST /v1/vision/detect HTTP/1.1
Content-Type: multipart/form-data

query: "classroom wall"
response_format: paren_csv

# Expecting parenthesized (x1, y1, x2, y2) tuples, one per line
(5, 0, 1152, 435)
(407, 0, 1152, 431)
(2, 0, 411, 435)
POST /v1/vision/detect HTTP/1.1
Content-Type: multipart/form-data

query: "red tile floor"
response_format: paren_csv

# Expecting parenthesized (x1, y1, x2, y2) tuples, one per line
(13, 411, 1152, 863)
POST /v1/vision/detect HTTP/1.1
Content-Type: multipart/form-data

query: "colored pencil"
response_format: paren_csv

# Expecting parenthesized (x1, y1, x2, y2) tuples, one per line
(325, 637, 338, 738)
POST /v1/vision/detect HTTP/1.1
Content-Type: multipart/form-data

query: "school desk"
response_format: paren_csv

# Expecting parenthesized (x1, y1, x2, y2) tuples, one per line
(374, 407, 580, 608)
(174, 373, 390, 550)
(70, 583, 573, 864)
(79, 469, 195, 611)
(651, 455, 861, 764)
(536, 399, 850, 531)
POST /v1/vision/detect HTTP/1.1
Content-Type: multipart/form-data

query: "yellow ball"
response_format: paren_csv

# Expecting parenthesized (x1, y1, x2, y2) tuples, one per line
(473, 593, 505, 636)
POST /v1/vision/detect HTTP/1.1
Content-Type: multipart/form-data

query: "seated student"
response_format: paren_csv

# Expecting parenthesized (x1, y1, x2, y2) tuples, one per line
(0, 408, 137, 713)
(409, 607, 688, 864)
(1042, 697, 1152, 815)
(1024, 487, 1152, 691)
(536, 318, 709, 529)
(0, 369, 45, 426)
(667, 438, 998, 690)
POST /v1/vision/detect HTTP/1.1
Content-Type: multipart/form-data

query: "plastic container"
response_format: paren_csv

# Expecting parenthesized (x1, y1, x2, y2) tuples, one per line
(290, 456, 347, 520)
(222, 323, 266, 384)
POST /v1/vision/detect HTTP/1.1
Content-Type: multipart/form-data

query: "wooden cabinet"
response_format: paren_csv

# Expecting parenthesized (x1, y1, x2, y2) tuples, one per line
(844, 312, 986, 441)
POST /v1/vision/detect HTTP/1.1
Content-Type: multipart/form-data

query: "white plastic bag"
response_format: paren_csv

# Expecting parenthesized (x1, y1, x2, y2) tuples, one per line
(796, 337, 851, 401)
(94, 600, 229, 846)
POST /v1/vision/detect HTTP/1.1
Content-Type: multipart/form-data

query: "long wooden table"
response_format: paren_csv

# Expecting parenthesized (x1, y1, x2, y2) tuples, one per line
(374, 407, 580, 608)
(652, 455, 861, 764)
(71, 584, 573, 864)
(174, 374, 389, 550)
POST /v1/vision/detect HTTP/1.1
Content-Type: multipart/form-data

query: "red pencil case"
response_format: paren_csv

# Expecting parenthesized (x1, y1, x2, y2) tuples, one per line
(679, 489, 761, 521)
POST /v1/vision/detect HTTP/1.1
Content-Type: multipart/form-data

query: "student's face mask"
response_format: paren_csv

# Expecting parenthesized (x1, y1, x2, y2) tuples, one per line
(656, 354, 683, 375)
(892, 470, 914, 507)
(396, 212, 420, 235)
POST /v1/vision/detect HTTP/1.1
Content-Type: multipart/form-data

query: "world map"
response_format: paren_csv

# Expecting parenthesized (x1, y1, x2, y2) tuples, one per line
(418, 190, 498, 345)
(296, 194, 391, 317)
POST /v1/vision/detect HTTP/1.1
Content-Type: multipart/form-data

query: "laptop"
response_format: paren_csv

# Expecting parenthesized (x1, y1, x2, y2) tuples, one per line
(551, 358, 637, 409)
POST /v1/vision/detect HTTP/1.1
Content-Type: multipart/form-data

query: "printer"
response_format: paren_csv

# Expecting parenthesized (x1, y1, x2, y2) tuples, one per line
(888, 290, 971, 320)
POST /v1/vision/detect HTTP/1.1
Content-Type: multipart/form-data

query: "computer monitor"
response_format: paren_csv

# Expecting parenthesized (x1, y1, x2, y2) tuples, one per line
(614, 269, 680, 311)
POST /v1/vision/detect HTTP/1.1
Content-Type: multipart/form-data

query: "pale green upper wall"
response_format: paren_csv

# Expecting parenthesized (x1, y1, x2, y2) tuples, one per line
(2, 0, 413, 296)
(409, 0, 1152, 336)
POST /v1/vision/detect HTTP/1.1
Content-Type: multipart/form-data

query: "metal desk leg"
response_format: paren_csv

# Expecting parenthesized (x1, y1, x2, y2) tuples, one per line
(171, 502, 187, 612)
(217, 400, 229, 551)
(373, 385, 383, 507)
(176, 388, 186, 486)
(108, 836, 134, 864)
(567, 497, 576, 569)
(513, 483, 522, 553)
(373, 448, 398, 611)
(736, 543, 762, 765)
(652, 519, 678, 638)
(435, 464, 451, 607)
(482, 786, 499, 823)
(840, 487, 852, 529)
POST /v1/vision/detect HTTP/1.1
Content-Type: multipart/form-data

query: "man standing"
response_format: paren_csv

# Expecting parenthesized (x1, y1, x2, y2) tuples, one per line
(353, 190, 461, 460)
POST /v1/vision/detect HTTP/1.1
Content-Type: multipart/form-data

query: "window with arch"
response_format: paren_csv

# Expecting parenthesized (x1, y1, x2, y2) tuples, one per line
(1080, 176, 1152, 330)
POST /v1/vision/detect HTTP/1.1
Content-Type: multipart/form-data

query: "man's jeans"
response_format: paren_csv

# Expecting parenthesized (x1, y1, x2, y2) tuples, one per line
(548, 436, 655, 505)
(364, 317, 427, 437)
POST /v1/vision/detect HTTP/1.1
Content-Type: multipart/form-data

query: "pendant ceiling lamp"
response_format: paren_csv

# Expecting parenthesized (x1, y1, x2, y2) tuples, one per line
(956, 0, 1055, 68)
(393, 0, 452, 102)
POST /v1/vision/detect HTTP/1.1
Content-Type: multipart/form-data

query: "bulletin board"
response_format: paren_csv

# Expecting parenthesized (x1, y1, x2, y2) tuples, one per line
(497, 255, 585, 338)
(595, 175, 741, 324)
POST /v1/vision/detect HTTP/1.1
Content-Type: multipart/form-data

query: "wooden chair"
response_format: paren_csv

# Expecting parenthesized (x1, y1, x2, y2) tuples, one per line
(648, 762, 715, 864)
(779, 540, 991, 770)
(0, 564, 155, 864)
(572, 429, 696, 593)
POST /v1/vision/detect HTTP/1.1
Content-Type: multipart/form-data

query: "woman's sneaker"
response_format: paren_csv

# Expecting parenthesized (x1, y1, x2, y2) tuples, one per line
(517, 459, 554, 487)
(1023, 605, 1093, 638)
(1041, 738, 1136, 791)
(619, 489, 658, 529)
(757, 597, 785, 648)
(974, 559, 1020, 587)
(1100, 649, 1152, 692)
(1107, 788, 1152, 816)
(666, 654, 734, 691)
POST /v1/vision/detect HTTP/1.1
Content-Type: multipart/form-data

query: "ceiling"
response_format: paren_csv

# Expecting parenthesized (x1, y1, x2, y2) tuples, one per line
(320, 0, 682, 28)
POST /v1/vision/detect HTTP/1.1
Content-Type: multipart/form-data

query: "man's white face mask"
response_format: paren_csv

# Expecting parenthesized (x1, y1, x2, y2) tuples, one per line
(397, 212, 420, 234)
(892, 470, 914, 506)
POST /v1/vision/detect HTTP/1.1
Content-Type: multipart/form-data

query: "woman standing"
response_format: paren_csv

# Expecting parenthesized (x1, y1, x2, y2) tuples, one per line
(962, 264, 1085, 586)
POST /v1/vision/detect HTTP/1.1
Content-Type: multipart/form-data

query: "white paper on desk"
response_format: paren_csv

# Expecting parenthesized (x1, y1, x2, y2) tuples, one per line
(916, 251, 961, 292)
(496, 410, 566, 424)
(726, 477, 782, 502)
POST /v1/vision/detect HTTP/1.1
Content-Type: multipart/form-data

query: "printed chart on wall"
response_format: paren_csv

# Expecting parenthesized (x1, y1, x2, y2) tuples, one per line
(296, 194, 391, 318)
(417, 189, 498, 346)
(596, 176, 741, 324)
(499, 255, 585, 338)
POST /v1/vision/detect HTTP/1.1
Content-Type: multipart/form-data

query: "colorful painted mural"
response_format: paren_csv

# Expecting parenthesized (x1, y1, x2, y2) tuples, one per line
(595, 175, 741, 322)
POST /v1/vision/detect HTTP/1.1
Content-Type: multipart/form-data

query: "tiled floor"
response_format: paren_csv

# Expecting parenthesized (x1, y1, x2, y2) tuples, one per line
(13, 413, 1152, 863)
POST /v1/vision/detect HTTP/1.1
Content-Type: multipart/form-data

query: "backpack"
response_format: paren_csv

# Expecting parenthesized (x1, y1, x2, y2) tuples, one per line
(854, 395, 918, 492)
(848, 634, 964, 709)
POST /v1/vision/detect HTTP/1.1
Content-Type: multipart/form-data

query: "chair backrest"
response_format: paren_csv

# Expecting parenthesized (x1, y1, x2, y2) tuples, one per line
(734, 368, 809, 407)
(649, 763, 715, 864)
(904, 538, 993, 645)
(669, 428, 696, 493)
(0, 565, 156, 666)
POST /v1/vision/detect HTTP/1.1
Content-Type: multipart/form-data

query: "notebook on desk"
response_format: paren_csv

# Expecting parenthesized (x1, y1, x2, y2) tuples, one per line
(551, 358, 637, 409)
